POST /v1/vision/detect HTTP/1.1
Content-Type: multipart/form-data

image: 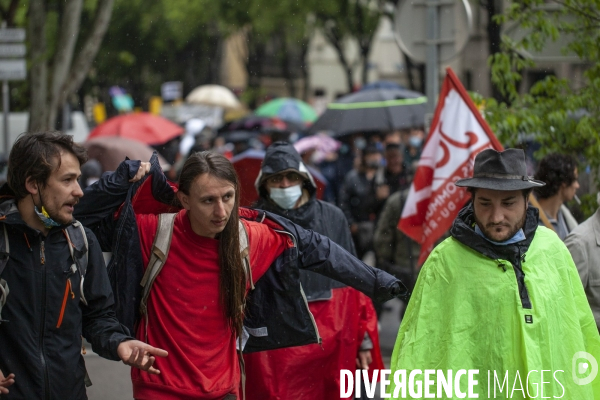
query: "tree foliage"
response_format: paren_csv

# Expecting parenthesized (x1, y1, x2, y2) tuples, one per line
(484, 0, 600, 163)
(483, 0, 600, 215)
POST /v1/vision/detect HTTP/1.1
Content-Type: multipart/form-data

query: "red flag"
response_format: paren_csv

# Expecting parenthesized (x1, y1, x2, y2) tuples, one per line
(398, 67, 503, 265)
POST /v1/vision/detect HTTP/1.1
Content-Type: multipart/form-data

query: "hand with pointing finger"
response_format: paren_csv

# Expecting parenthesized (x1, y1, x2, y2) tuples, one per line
(117, 340, 168, 374)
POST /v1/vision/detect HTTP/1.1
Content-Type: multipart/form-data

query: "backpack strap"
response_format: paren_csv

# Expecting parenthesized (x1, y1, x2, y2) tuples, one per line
(139, 213, 177, 342)
(64, 221, 89, 305)
(238, 221, 253, 290)
(0, 223, 10, 324)
(237, 220, 251, 400)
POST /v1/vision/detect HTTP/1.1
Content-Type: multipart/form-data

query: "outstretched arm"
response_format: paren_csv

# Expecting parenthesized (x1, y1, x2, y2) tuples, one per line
(265, 211, 409, 303)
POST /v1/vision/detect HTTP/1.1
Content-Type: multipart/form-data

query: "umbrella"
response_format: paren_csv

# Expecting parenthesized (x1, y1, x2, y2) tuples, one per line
(254, 98, 318, 124)
(220, 130, 261, 144)
(360, 80, 405, 91)
(186, 85, 242, 110)
(219, 116, 305, 134)
(88, 113, 184, 145)
(83, 137, 170, 172)
(231, 149, 327, 207)
(293, 134, 341, 164)
(307, 88, 427, 136)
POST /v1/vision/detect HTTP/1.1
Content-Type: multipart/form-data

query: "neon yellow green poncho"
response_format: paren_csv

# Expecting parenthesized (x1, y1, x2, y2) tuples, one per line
(389, 225, 600, 399)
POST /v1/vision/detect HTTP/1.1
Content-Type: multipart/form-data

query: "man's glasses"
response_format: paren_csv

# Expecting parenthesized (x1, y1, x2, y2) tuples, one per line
(266, 172, 303, 184)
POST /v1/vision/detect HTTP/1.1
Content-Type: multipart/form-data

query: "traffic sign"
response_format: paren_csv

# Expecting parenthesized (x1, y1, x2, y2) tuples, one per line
(0, 59, 26, 81)
(393, 0, 472, 64)
(0, 44, 26, 58)
(0, 28, 25, 43)
(161, 81, 183, 101)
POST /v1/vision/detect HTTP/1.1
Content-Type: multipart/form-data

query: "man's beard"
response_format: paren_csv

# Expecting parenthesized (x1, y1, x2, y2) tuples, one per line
(474, 206, 527, 242)
(39, 190, 75, 225)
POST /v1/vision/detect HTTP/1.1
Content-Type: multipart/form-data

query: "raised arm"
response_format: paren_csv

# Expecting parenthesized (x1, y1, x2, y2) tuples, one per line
(74, 159, 143, 227)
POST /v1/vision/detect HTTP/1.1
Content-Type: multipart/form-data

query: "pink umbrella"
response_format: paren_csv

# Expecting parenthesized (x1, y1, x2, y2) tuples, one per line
(294, 134, 341, 164)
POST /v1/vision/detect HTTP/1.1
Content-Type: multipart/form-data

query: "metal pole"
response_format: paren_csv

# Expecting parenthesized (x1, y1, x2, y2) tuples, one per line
(425, 0, 440, 115)
(3, 81, 8, 154)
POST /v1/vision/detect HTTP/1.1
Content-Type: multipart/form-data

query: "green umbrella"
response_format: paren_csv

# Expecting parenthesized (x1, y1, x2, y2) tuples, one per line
(254, 98, 318, 124)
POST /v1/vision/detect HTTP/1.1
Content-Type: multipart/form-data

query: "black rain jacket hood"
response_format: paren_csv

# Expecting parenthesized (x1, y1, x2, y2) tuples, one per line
(254, 141, 317, 199)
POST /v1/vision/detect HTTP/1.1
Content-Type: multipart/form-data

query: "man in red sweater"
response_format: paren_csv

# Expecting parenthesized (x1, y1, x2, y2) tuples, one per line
(88, 151, 405, 400)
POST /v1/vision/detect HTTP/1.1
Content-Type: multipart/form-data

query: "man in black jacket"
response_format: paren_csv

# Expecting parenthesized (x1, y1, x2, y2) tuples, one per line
(0, 132, 166, 399)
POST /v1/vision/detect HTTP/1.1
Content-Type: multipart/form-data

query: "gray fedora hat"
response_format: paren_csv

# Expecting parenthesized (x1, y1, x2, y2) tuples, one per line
(455, 148, 545, 190)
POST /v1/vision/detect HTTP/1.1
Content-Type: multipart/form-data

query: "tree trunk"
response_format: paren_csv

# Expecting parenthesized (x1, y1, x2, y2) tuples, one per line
(48, 0, 83, 129)
(278, 27, 296, 98)
(56, 0, 115, 115)
(300, 38, 310, 101)
(0, 0, 21, 27)
(323, 29, 355, 93)
(486, 0, 504, 101)
(29, 0, 115, 131)
(28, 0, 49, 132)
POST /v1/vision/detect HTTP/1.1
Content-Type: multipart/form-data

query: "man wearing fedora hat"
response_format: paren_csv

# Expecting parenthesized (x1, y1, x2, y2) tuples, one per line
(388, 148, 600, 398)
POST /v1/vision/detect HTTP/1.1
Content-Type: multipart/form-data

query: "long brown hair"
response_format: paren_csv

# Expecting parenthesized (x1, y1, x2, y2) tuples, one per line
(178, 151, 245, 337)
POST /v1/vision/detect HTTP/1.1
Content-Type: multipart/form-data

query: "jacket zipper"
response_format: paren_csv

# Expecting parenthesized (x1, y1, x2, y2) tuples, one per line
(39, 239, 50, 400)
(513, 248, 532, 309)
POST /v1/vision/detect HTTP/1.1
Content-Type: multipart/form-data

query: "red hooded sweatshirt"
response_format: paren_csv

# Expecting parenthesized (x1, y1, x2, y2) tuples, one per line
(131, 210, 290, 400)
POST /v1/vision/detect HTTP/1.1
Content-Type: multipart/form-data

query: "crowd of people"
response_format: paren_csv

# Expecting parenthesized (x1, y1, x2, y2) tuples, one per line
(1, 127, 600, 399)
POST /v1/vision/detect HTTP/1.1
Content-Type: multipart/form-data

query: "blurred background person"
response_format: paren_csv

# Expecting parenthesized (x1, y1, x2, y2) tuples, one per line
(565, 191, 600, 331)
(374, 143, 410, 205)
(374, 189, 420, 308)
(338, 145, 382, 260)
(534, 153, 579, 240)
(79, 159, 103, 190)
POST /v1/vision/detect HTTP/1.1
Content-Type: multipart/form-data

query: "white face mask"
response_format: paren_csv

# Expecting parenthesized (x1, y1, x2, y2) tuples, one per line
(269, 185, 303, 210)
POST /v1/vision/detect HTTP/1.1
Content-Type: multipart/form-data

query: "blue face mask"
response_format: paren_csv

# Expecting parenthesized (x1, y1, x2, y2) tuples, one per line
(409, 136, 423, 148)
(475, 225, 526, 245)
(269, 185, 303, 210)
(34, 205, 61, 229)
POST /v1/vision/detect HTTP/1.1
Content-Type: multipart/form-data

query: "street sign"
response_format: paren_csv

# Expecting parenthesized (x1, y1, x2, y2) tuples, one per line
(161, 81, 183, 102)
(0, 28, 25, 43)
(0, 27, 26, 155)
(0, 59, 26, 81)
(393, 0, 472, 64)
(0, 44, 26, 58)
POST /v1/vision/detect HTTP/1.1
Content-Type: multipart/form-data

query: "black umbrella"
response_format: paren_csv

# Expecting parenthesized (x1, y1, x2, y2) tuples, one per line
(219, 115, 305, 134)
(308, 88, 427, 136)
(219, 130, 260, 143)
